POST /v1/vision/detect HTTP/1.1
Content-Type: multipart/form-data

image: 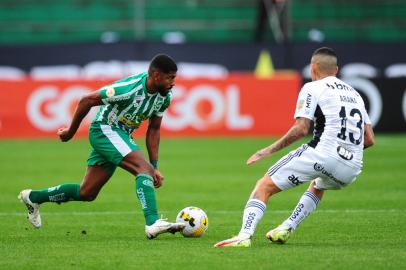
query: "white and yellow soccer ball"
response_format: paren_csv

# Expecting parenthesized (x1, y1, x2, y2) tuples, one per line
(176, 206, 209, 237)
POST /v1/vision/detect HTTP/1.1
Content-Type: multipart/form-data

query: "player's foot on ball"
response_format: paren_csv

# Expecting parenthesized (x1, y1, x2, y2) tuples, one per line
(145, 218, 186, 239)
(18, 189, 41, 229)
(266, 225, 292, 244)
(214, 235, 251, 248)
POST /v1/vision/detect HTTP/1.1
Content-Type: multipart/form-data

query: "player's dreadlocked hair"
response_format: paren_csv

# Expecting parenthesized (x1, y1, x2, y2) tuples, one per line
(149, 54, 177, 74)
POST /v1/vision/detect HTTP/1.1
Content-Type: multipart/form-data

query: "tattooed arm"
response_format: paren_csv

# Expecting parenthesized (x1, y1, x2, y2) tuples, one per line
(247, 117, 312, 165)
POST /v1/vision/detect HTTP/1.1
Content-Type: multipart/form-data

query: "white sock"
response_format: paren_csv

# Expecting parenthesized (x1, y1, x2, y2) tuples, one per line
(282, 191, 320, 230)
(238, 199, 266, 238)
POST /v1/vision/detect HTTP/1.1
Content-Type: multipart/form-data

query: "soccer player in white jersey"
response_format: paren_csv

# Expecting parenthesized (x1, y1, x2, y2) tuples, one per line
(18, 54, 186, 239)
(215, 47, 375, 247)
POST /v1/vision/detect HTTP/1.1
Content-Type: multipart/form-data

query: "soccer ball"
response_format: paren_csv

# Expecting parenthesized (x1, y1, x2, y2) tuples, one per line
(176, 206, 209, 237)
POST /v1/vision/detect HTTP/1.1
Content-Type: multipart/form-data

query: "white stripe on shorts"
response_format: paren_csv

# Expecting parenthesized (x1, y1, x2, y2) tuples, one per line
(268, 145, 308, 176)
(100, 124, 132, 157)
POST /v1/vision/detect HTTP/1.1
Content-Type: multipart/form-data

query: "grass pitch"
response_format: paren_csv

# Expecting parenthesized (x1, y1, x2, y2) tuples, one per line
(1, 135, 405, 269)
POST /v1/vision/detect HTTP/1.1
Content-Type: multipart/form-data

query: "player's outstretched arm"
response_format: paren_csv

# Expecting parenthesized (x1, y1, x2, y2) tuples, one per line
(58, 91, 103, 142)
(247, 117, 311, 165)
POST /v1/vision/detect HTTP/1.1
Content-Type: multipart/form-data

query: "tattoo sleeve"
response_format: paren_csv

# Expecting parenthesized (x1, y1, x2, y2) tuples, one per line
(266, 118, 310, 154)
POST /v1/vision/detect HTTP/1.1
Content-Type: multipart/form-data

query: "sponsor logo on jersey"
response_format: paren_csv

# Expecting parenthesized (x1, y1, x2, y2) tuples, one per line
(120, 109, 148, 123)
(107, 95, 131, 102)
(337, 146, 354, 160)
(326, 82, 353, 91)
(313, 163, 324, 171)
(313, 163, 345, 185)
(118, 115, 141, 128)
(106, 87, 115, 98)
(288, 174, 302, 186)
(306, 93, 312, 108)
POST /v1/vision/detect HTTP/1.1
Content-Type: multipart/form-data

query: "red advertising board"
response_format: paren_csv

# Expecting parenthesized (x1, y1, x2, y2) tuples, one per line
(0, 74, 300, 138)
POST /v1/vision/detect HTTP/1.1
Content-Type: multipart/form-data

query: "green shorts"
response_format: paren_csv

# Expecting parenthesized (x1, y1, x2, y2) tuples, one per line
(87, 123, 140, 175)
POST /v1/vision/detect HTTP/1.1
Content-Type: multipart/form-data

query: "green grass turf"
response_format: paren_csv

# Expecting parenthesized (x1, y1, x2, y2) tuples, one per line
(1, 135, 405, 269)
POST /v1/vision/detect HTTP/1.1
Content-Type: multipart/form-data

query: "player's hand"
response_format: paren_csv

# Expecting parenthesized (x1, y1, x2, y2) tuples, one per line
(57, 127, 74, 142)
(246, 149, 270, 165)
(152, 169, 164, 188)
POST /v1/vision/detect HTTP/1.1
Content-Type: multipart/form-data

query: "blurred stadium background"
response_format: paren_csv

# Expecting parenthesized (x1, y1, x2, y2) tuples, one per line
(1, 0, 405, 43)
(0, 0, 406, 137)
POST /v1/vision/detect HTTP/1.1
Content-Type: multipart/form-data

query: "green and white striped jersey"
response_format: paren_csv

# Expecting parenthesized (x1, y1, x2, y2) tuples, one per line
(92, 72, 171, 134)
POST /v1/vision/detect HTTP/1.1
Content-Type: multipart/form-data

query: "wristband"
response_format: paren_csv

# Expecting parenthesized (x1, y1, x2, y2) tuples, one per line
(150, 160, 158, 169)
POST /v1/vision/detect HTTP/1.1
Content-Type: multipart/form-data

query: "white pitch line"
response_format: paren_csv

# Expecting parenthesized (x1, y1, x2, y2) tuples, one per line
(0, 209, 403, 217)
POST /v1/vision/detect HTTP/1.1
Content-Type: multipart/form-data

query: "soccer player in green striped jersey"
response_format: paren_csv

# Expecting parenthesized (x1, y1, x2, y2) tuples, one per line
(18, 54, 185, 239)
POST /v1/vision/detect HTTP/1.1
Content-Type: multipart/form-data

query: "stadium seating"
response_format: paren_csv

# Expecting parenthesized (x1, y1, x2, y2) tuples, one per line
(291, 0, 406, 42)
(0, 0, 405, 44)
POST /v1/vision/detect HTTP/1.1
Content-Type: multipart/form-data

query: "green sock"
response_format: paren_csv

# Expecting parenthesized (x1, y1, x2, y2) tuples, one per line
(135, 174, 159, 226)
(29, 184, 82, 204)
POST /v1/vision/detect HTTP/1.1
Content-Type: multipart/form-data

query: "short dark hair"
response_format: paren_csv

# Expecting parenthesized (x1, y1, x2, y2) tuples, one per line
(149, 54, 177, 74)
(312, 47, 338, 62)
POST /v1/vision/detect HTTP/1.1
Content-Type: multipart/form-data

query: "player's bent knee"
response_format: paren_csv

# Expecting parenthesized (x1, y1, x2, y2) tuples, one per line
(261, 175, 281, 196)
(120, 158, 154, 177)
(130, 165, 154, 178)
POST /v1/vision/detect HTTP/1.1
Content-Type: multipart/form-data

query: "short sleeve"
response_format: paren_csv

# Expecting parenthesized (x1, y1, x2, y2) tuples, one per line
(99, 85, 134, 105)
(363, 109, 372, 125)
(99, 75, 144, 105)
(294, 83, 319, 120)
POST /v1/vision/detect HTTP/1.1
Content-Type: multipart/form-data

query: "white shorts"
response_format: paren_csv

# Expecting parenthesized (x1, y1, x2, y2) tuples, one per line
(267, 144, 362, 190)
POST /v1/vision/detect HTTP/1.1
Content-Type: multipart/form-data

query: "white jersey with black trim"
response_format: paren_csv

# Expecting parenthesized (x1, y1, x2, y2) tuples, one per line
(294, 76, 371, 167)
